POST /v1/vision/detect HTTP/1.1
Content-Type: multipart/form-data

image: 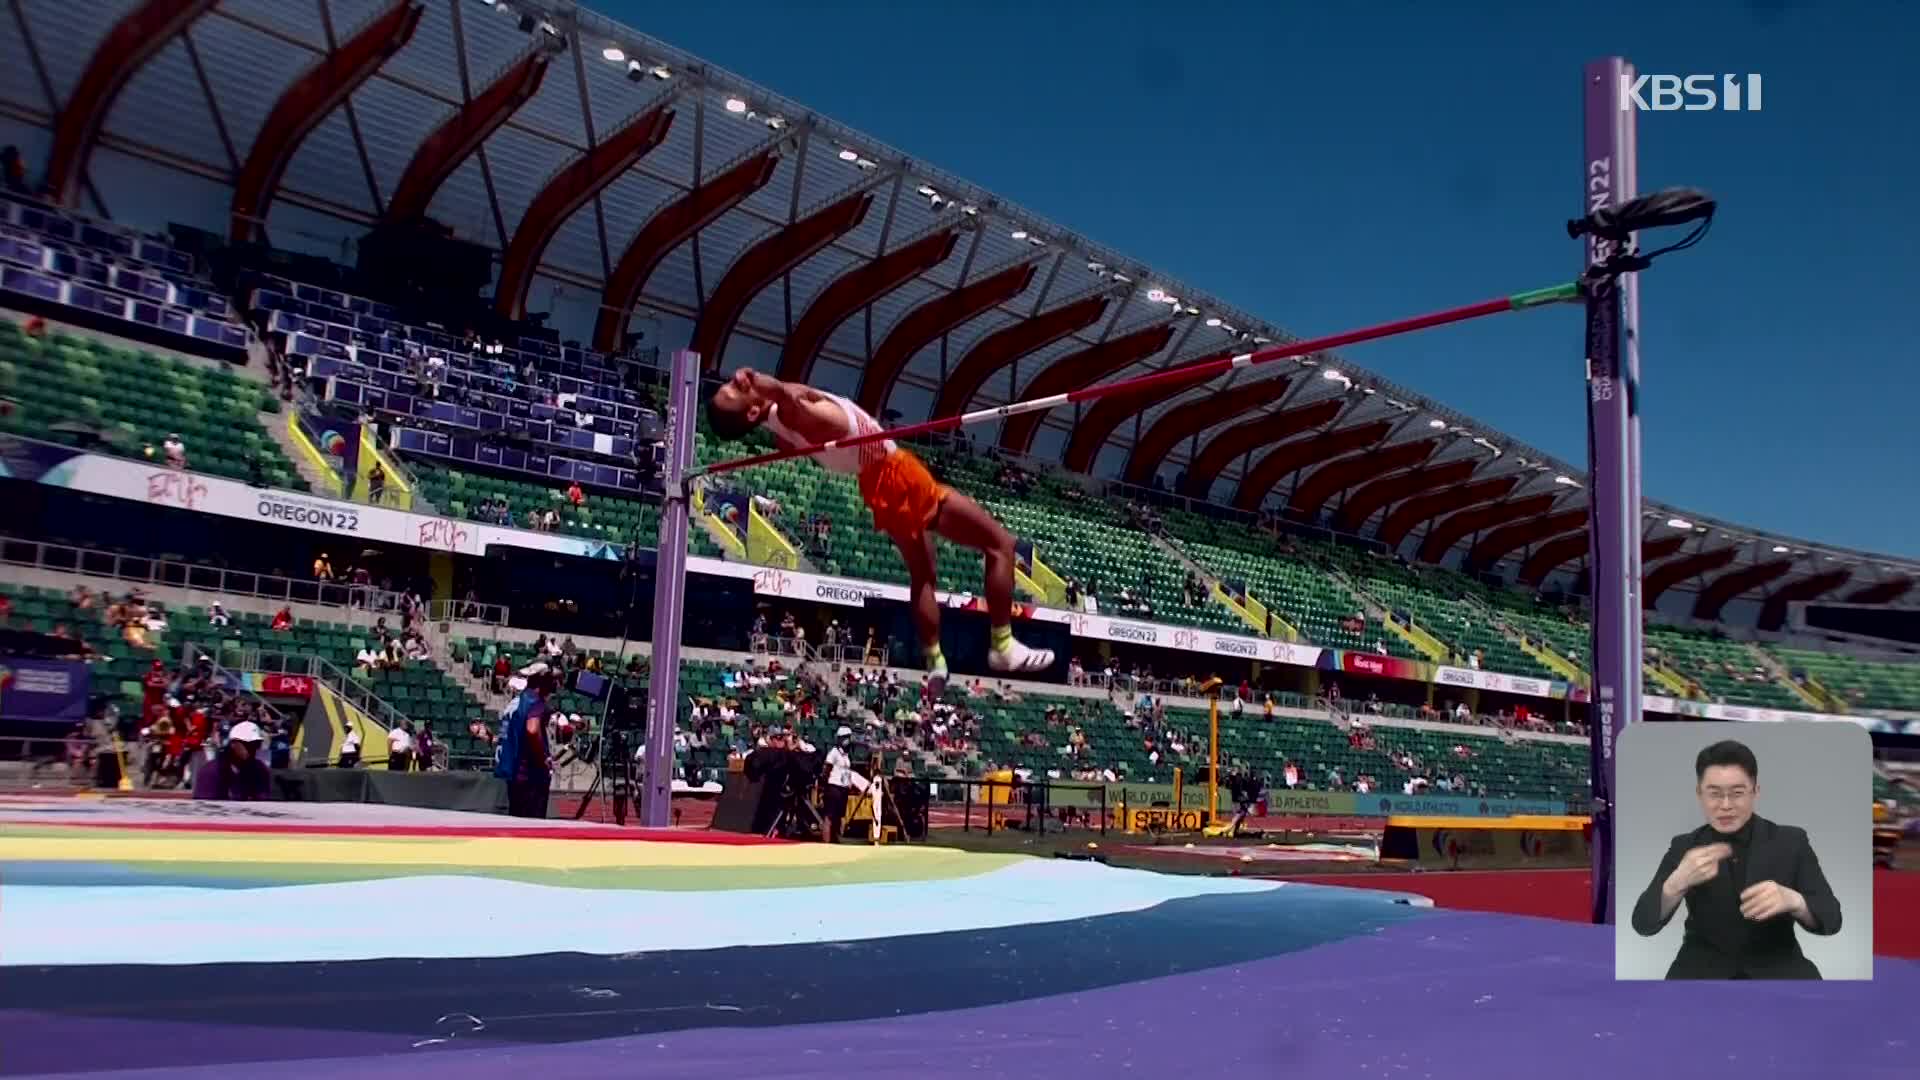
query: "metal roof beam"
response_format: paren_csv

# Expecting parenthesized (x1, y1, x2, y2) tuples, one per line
(688, 191, 875, 370)
(1333, 458, 1476, 535)
(1376, 474, 1519, 550)
(43, 0, 219, 208)
(855, 259, 1039, 415)
(591, 148, 782, 353)
(1416, 493, 1557, 564)
(1062, 353, 1229, 475)
(927, 296, 1108, 420)
(1234, 420, 1391, 513)
(1125, 375, 1291, 489)
(1289, 438, 1439, 521)
(495, 103, 676, 319)
(999, 322, 1177, 455)
(776, 227, 963, 385)
(1467, 508, 1588, 571)
(1843, 577, 1912, 605)
(1693, 560, 1793, 622)
(1757, 569, 1852, 632)
(1175, 395, 1337, 499)
(1643, 547, 1738, 610)
(228, 0, 424, 244)
(386, 50, 550, 223)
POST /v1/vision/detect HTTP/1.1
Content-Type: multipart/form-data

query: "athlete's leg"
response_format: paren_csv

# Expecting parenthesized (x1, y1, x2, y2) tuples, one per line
(931, 491, 1054, 675)
(929, 490, 1014, 625)
(889, 528, 946, 690)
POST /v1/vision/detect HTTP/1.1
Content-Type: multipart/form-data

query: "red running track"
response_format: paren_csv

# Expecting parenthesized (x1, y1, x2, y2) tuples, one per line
(1279, 867, 1920, 959)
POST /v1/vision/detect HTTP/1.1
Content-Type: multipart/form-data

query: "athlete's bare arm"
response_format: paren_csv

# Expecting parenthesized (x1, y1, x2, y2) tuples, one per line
(739, 369, 844, 447)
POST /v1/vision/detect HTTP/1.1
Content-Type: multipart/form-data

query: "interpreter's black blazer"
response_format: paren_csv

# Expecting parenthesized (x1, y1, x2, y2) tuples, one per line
(1630, 815, 1841, 979)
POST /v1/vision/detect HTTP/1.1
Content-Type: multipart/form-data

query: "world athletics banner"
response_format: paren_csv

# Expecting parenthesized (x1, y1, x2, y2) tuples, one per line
(0, 655, 90, 725)
(1362, 793, 1570, 818)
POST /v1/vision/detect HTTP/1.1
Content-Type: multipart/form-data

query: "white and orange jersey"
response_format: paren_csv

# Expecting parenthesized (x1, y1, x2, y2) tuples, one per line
(765, 390, 897, 476)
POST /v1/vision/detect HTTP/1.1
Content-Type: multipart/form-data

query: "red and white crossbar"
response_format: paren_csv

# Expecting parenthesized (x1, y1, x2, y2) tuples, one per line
(694, 281, 1580, 478)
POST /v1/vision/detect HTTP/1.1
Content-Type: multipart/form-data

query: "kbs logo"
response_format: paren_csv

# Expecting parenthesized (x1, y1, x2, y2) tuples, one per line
(752, 568, 794, 597)
(416, 519, 470, 552)
(146, 471, 208, 510)
(1619, 73, 1762, 112)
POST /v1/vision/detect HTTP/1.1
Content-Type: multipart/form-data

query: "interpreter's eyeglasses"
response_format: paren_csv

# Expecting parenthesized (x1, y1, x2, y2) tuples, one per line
(1702, 787, 1751, 806)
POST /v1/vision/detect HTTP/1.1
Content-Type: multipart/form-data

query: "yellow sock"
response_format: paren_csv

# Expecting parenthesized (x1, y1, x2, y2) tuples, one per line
(990, 624, 1013, 652)
(925, 644, 946, 669)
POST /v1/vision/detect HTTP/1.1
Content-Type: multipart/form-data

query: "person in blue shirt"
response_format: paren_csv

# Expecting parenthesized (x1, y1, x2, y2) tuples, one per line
(495, 664, 554, 818)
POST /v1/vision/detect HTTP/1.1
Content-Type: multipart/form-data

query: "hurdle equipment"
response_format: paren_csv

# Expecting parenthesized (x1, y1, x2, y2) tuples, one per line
(646, 58, 1709, 920)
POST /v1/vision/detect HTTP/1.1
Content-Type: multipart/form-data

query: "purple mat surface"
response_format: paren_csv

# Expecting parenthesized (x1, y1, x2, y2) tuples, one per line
(13, 912, 1913, 1080)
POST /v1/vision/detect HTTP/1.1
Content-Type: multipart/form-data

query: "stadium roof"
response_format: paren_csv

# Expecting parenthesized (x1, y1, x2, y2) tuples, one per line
(5, 0, 1914, 620)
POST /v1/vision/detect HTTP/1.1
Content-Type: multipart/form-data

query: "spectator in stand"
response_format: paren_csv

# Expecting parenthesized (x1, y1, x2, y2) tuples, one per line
(193, 721, 272, 801)
(0, 593, 10, 628)
(864, 626, 881, 666)
(271, 605, 293, 633)
(208, 600, 230, 628)
(313, 552, 335, 581)
(367, 462, 387, 505)
(162, 433, 187, 470)
(567, 481, 585, 508)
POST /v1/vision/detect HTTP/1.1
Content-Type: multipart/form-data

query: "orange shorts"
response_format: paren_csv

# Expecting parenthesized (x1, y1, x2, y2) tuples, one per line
(858, 448, 950, 539)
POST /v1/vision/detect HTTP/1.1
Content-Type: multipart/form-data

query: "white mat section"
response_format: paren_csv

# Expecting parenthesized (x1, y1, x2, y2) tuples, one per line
(0, 859, 1281, 967)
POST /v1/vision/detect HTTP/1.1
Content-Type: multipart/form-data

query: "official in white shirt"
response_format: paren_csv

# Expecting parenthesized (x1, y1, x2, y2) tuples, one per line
(823, 726, 857, 844)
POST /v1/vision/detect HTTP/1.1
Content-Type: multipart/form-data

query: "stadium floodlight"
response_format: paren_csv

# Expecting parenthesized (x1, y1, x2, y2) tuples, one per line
(960, 205, 978, 216)
(1665, 517, 1692, 529)
(764, 115, 787, 130)
(1428, 418, 1446, 428)
(1011, 230, 1029, 241)
(1204, 317, 1221, 327)
(603, 46, 626, 62)
(1322, 369, 1345, 381)
(1145, 288, 1166, 303)
(1111, 273, 1130, 283)
(1771, 545, 1790, 553)
(1555, 475, 1581, 487)
(650, 65, 671, 80)
(838, 148, 859, 162)
(724, 98, 748, 114)
(626, 60, 645, 82)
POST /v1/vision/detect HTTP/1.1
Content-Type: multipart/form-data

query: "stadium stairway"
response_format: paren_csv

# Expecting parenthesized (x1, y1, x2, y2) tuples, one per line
(1643, 659, 1696, 699)
(1148, 529, 1293, 637)
(1320, 561, 1450, 662)
(1514, 633, 1588, 686)
(1745, 644, 1832, 712)
(263, 407, 346, 498)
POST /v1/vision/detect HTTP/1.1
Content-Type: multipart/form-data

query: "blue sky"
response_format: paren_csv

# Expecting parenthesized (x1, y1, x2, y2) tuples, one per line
(608, 0, 1918, 558)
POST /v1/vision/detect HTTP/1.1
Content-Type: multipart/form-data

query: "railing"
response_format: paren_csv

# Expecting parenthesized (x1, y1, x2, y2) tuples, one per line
(198, 643, 410, 737)
(0, 536, 510, 630)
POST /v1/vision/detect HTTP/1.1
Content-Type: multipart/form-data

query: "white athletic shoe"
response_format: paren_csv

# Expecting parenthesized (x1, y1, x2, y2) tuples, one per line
(988, 637, 1055, 675)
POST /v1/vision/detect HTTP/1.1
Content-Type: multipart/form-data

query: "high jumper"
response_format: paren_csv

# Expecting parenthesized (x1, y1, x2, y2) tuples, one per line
(708, 368, 1056, 694)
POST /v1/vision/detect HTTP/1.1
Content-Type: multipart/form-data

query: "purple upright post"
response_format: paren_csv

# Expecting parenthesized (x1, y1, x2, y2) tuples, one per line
(642, 348, 699, 827)
(1581, 58, 1643, 924)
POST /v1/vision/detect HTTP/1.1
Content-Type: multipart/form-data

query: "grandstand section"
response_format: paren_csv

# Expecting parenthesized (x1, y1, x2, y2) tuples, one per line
(0, 1, 1915, 794)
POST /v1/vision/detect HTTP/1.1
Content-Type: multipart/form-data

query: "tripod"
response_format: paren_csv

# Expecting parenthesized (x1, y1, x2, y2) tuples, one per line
(768, 782, 825, 840)
(573, 727, 640, 825)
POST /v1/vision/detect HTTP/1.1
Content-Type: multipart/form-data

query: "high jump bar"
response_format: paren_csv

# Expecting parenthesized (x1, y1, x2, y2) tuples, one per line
(693, 281, 1581, 479)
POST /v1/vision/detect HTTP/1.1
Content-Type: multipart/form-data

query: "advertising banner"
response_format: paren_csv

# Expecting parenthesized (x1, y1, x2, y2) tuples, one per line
(1333, 650, 1431, 683)
(241, 673, 316, 700)
(1359, 793, 1571, 818)
(1403, 821, 1593, 869)
(1433, 664, 1562, 700)
(0, 656, 90, 724)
